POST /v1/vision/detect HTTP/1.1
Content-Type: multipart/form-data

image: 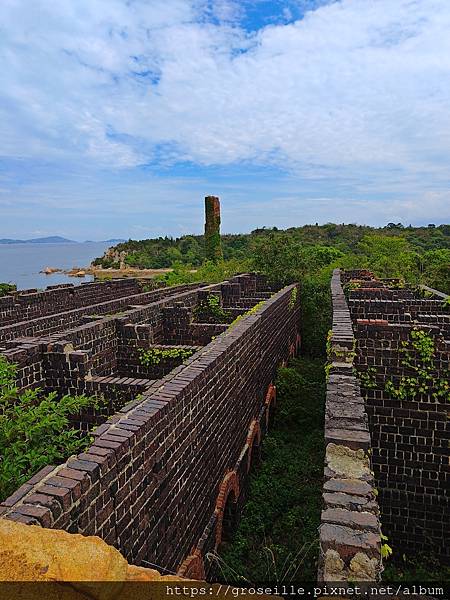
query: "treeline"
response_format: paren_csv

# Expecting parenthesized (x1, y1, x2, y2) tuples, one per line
(93, 223, 450, 270)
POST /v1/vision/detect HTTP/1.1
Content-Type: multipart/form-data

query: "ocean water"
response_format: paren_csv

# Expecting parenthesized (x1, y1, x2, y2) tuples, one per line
(0, 242, 112, 290)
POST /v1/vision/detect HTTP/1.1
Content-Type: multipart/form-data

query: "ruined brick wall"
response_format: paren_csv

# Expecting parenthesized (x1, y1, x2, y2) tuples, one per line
(346, 273, 449, 563)
(0, 282, 199, 344)
(0, 279, 142, 326)
(0, 276, 300, 579)
(318, 269, 381, 584)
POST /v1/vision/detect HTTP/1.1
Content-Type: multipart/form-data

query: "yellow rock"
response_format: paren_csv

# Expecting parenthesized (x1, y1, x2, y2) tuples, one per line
(0, 519, 128, 584)
(0, 519, 279, 600)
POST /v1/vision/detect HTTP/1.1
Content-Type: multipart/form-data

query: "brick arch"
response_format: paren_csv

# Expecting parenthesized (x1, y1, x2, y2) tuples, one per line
(177, 548, 205, 580)
(265, 383, 276, 429)
(214, 470, 240, 550)
(246, 419, 261, 472)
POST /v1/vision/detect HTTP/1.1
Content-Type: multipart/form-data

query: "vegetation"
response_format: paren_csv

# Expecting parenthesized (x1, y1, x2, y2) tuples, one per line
(215, 358, 325, 584)
(154, 258, 251, 287)
(0, 356, 98, 501)
(383, 552, 450, 582)
(194, 294, 231, 323)
(93, 223, 450, 293)
(138, 347, 196, 367)
(0, 283, 16, 298)
(384, 329, 449, 403)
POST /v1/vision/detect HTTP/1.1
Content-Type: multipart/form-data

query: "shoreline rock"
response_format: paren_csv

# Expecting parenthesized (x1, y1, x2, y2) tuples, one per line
(40, 267, 62, 274)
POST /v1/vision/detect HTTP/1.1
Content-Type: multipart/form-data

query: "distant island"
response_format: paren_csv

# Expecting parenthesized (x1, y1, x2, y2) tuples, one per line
(0, 236, 125, 245)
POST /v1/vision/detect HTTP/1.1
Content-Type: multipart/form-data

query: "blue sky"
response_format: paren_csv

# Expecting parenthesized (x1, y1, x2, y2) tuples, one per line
(1, 0, 449, 240)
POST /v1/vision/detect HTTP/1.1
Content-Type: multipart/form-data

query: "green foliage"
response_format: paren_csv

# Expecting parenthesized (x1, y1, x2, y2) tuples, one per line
(94, 224, 450, 272)
(194, 294, 230, 323)
(356, 235, 419, 280)
(0, 356, 98, 502)
(300, 273, 332, 358)
(384, 329, 449, 402)
(288, 286, 298, 310)
(216, 359, 325, 584)
(138, 347, 196, 367)
(420, 249, 450, 293)
(0, 283, 16, 298)
(358, 366, 377, 389)
(383, 552, 450, 582)
(251, 234, 342, 285)
(154, 259, 250, 286)
(227, 300, 266, 331)
(93, 224, 449, 295)
(381, 533, 393, 560)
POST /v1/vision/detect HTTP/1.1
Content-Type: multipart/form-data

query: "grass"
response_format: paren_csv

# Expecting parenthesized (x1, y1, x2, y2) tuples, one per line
(214, 357, 325, 584)
(383, 553, 450, 583)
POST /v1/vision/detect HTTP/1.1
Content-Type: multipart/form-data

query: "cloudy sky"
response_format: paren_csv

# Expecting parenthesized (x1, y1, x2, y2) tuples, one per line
(1, 0, 449, 240)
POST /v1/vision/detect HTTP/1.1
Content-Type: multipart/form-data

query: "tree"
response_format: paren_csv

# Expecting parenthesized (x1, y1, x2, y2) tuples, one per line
(357, 235, 417, 279)
(422, 249, 450, 294)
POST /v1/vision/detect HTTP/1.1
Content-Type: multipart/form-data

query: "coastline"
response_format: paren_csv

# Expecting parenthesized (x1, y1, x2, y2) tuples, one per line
(63, 266, 173, 280)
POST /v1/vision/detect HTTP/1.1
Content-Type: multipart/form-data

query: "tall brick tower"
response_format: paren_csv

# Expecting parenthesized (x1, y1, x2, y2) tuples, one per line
(204, 195, 223, 262)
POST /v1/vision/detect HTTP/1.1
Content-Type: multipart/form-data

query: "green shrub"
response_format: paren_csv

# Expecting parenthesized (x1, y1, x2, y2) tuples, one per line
(0, 283, 16, 298)
(0, 356, 99, 501)
(138, 347, 196, 366)
(194, 294, 231, 323)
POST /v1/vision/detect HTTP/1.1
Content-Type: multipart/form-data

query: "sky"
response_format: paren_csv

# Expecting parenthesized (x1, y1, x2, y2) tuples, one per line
(0, 0, 449, 241)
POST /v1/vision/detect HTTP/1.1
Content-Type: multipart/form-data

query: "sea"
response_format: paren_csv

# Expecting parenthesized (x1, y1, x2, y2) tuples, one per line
(0, 242, 112, 290)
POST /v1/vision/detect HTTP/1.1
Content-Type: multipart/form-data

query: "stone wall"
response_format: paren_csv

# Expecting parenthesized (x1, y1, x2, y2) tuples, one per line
(318, 269, 382, 584)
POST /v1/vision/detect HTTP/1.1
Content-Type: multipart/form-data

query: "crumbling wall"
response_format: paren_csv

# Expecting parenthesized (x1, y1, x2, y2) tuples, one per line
(0, 282, 200, 344)
(0, 278, 300, 579)
(0, 279, 141, 326)
(346, 272, 449, 562)
(204, 196, 223, 262)
(318, 269, 382, 583)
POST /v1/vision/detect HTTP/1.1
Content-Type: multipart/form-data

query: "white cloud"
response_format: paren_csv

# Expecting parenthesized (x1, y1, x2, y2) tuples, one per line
(0, 0, 449, 234)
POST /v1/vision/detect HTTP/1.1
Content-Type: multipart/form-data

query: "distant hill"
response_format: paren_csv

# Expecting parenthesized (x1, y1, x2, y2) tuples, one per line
(84, 239, 126, 244)
(0, 236, 76, 245)
(0, 237, 125, 245)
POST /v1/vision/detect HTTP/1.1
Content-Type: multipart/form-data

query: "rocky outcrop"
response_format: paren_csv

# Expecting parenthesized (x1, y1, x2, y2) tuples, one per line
(0, 519, 277, 599)
(0, 518, 175, 584)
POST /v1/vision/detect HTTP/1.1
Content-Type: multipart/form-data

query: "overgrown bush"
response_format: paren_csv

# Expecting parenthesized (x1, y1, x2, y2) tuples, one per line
(0, 283, 16, 298)
(154, 258, 250, 286)
(216, 358, 325, 583)
(194, 294, 231, 323)
(138, 347, 196, 366)
(300, 273, 332, 358)
(0, 356, 98, 501)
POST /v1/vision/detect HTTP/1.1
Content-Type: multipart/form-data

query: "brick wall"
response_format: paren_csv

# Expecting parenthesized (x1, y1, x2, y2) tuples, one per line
(0, 282, 200, 344)
(0, 279, 142, 326)
(0, 275, 300, 579)
(344, 269, 449, 563)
